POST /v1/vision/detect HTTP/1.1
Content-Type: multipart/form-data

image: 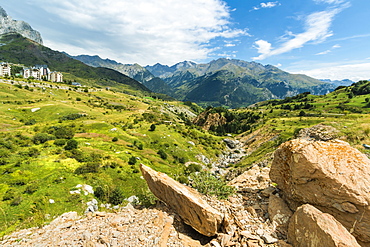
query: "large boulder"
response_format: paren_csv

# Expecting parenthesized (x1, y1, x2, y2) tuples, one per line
(288, 204, 361, 247)
(270, 139, 370, 244)
(140, 164, 224, 236)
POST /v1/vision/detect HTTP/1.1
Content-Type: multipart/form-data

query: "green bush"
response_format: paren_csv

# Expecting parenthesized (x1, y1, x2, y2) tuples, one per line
(109, 187, 124, 205)
(177, 175, 189, 184)
(64, 139, 78, 150)
(128, 156, 137, 166)
(149, 124, 156, 131)
(157, 149, 167, 159)
(112, 137, 118, 142)
(190, 171, 235, 199)
(54, 127, 75, 139)
(32, 133, 54, 144)
(74, 162, 100, 174)
(54, 139, 67, 146)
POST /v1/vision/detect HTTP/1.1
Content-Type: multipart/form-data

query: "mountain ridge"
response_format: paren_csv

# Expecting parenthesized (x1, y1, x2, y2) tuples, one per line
(72, 55, 336, 108)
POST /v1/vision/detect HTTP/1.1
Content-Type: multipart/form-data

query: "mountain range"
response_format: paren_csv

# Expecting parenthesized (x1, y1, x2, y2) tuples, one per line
(72, 55, 336, 108)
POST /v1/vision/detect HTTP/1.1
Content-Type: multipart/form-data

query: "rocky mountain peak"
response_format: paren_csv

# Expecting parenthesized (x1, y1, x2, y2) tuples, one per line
(0, 5, 43, 44)
(0, 6, 7, 18)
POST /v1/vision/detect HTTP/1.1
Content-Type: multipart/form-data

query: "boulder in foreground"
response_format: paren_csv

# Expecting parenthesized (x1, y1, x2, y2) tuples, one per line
(270, 139, 370, 244)
(140, 164, 224, 237)
(288, 204, 361, 247)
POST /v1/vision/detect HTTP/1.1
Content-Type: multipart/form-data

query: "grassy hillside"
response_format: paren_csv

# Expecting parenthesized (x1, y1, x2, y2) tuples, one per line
(0, 78, 225, 236)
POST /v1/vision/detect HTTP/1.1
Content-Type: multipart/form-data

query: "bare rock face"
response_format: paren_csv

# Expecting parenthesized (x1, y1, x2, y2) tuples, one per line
(288, 204, 361, 247)
(270, 139, 370, 244)
(0, 6, 43, 44)
(140, 164, 224, 237)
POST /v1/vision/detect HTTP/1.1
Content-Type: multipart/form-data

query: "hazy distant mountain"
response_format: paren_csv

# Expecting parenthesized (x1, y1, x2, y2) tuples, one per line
(320, 79, 354, 87)
(71, 54, 155, 84)
(145, 58, 335, 108)
(0, 6, 43, 44)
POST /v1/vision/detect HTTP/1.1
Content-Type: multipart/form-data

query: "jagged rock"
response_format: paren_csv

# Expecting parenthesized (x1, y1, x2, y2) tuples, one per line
(268, 194, 293, 235)
(270, 139, 370, 244)
(0, 6, 43, 44)
(288, 204, 361, 247)
(140, 164, 224, 237)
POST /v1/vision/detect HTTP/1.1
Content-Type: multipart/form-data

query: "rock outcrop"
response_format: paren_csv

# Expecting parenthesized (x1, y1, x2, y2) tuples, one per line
(140, 164, 224, 237)
(288, 204, 361, 247)
(0, 6, 43, 44)
(270, 139, 370, 244)
(295, 123, 339, 141)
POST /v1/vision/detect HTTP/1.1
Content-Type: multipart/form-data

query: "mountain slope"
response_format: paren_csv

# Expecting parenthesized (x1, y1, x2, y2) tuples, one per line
(0, 33, 151, 93)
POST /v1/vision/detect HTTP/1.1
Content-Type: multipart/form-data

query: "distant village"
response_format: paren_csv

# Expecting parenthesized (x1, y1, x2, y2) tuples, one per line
(0, 62, 63, 83)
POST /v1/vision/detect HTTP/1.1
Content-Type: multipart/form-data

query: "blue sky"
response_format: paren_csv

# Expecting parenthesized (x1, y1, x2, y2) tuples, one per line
(1, 0, 369, 81)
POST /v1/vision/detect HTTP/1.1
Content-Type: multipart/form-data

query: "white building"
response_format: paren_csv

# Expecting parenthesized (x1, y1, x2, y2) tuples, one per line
(49, 71, 63, 82)
(23, 67, 42, 80)
(0, 63, 11, 77)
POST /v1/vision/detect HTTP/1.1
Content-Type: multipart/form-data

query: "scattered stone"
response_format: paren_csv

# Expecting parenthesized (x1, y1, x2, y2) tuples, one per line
(85, 199, 98, 214)
(140, 164, 224, 237)
(223, 139, 240, 149)
(288, 204, 361, 247)
(31, 107, 40, 112)
(261, 233, 278, 244)
(126, 195, 139, 204)
(270, 139, 370, 244)
(261, 186, 276, 197)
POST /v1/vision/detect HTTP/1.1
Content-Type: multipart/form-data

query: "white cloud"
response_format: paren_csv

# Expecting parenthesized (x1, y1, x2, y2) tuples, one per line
(261, 2, 280, 8)
(252, 5, 346, 60)
(30, 0, 247, 65)
(225, 43, 236, 47)
(288, 62, 370, 81)
(315, 44, 341, 55)
(252, 1, 280, 11)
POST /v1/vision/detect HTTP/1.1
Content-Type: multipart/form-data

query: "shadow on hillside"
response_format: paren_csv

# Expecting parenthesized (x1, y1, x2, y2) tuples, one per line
(153, 201, 215, 246)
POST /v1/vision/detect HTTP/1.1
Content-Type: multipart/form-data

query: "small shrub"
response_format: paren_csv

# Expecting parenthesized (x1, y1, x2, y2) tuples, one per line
(24, 119, 36, 125)
(95, 186, 106, 201)
(128, 156, 137, 166)
(74, 162, 100, 174)
(109, 187, 124, 205)
(54, 139, 67, 146)
(32, 133, 54, 144)
(10, 196, 23, 206)
(157, 149, 167, 160)
(112, 137, 118, 142)
(190, 171, 235, 199)
(177, 175, 189, 184)
(149, 124, 156, 131)
(64, 139, 78, 150)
